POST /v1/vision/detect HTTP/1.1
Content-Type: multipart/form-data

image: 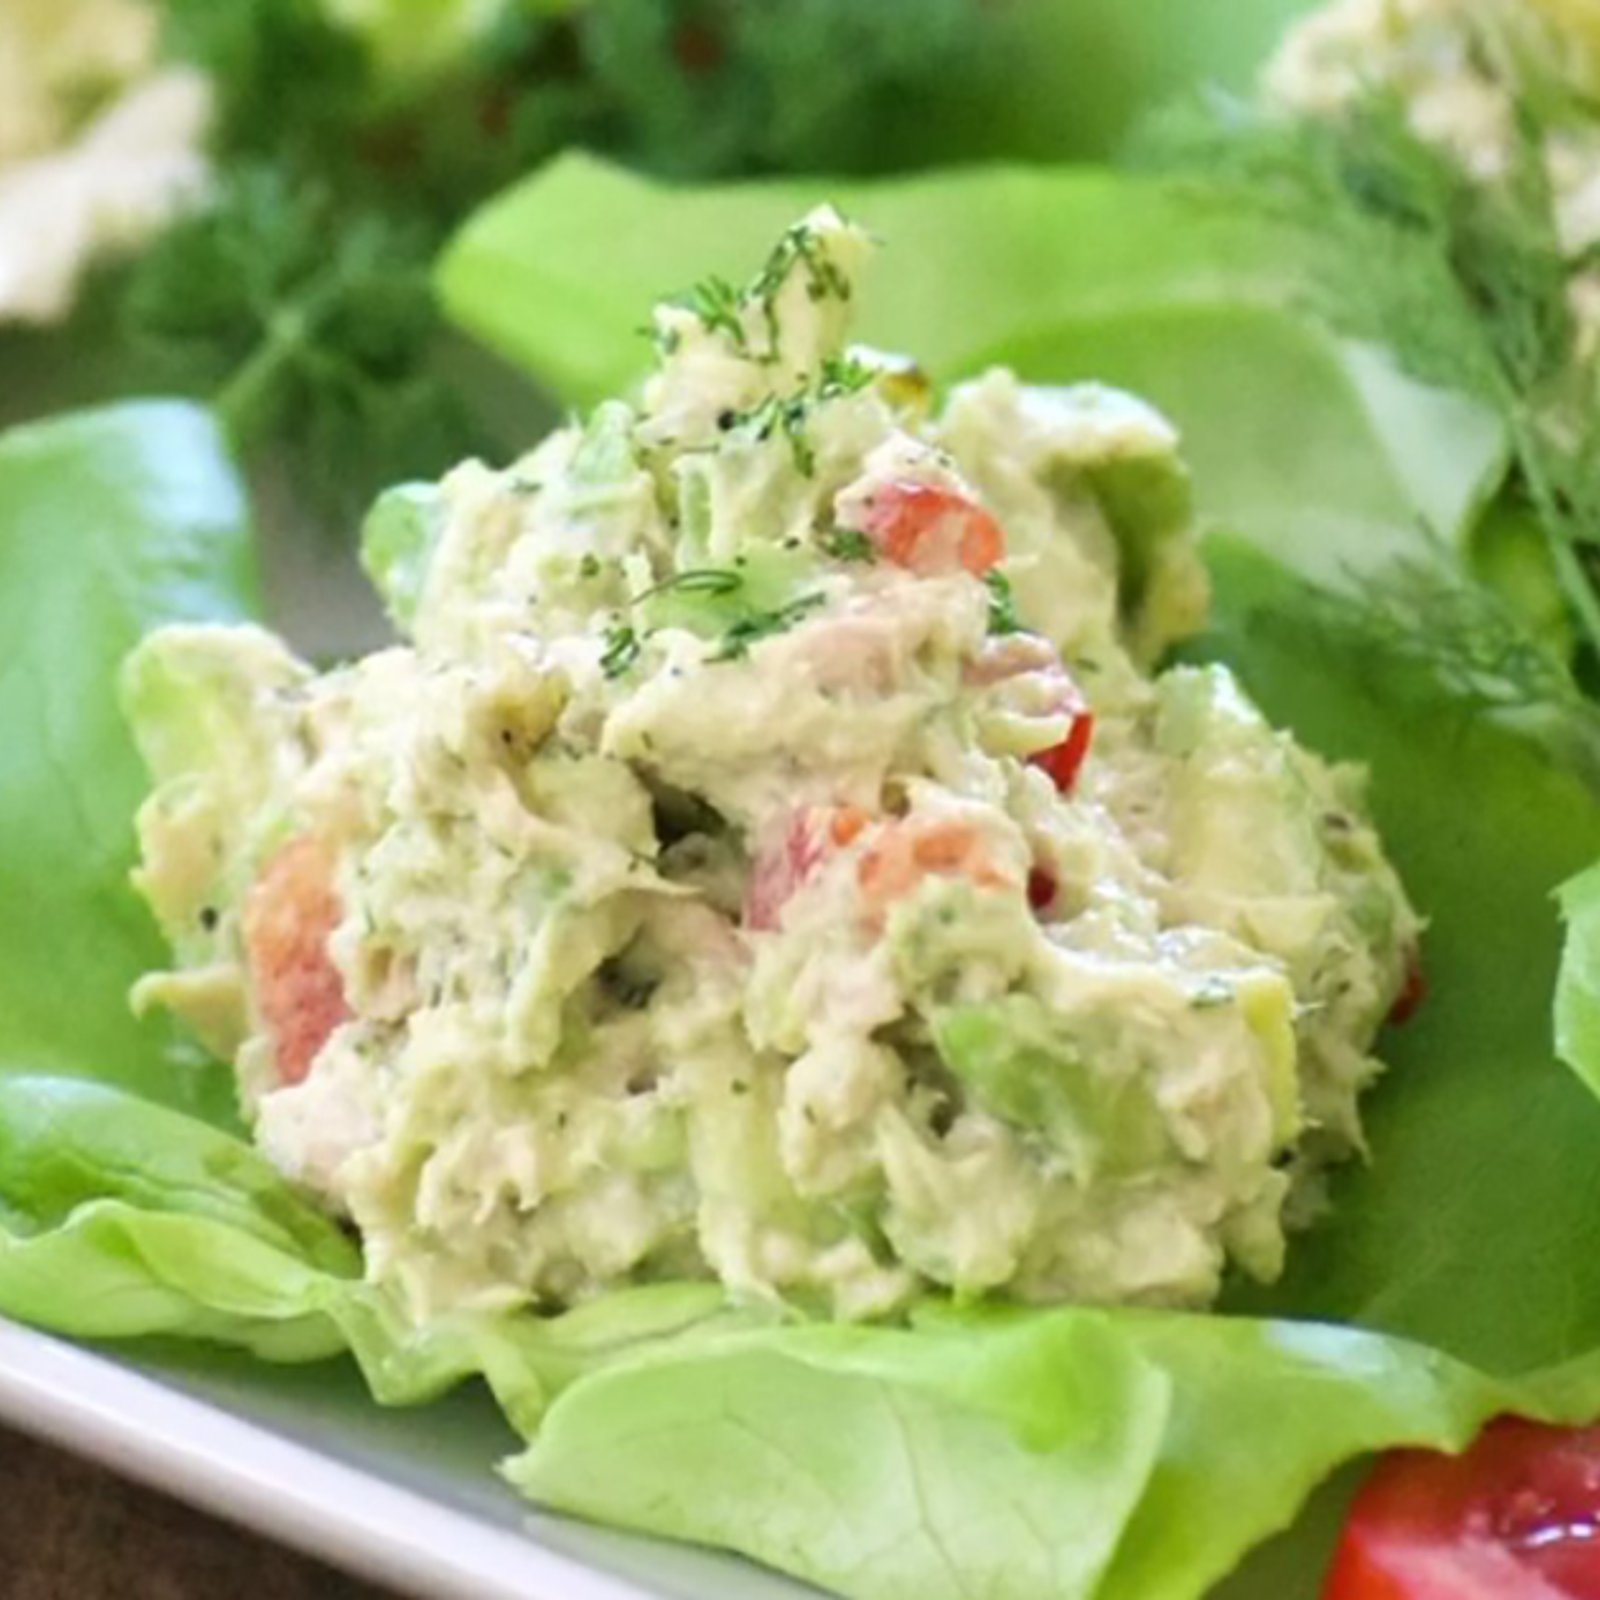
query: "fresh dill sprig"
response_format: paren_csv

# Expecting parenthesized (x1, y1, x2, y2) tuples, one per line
(1289, 555, 1600, 786)
(674, 276, 748, 349)
(121, 167, 486, 525)
(673, 224, 862, 364)
(117, 0, 578, 527)
(1304, 559, 1586, 714)
(1140, 91, 1600, 664)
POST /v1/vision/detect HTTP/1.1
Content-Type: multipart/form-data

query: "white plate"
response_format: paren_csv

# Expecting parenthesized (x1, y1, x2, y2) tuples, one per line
(0, 1317, 816, 1600)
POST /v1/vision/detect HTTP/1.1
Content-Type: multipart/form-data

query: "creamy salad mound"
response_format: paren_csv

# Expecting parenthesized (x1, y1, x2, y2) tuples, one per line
(125, 212, 1419, 1323)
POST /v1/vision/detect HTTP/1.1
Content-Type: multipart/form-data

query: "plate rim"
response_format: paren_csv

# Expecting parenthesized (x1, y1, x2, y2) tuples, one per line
(0, 1317, 664, 1600)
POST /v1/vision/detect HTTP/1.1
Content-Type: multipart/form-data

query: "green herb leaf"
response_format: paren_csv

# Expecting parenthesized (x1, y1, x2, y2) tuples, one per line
(599, 622, 642, 679)
(821, 526, 876, 563)
(672, 274, 748, 348)
(985, 569, 1023, 634)
(711, 592, 827, 661)
(633, 567, 746, 603)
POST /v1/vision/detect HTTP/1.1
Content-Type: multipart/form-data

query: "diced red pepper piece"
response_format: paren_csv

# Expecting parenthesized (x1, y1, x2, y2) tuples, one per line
(242, 835, 350, 1086)
(745, 805, 872, 932)
(1029, 710, 1096, 795)
(857, 482, 1006, 576)
(857, 818, 1012, 913)
(1388, 949, 1428, 1027)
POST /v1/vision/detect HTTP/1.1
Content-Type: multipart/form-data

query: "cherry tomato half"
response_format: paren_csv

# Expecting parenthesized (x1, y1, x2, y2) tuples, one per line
(1325, 1417, 1600, 1600)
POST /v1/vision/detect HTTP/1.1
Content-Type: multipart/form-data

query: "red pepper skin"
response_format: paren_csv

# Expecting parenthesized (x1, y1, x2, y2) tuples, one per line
(1029, 711, 1096, 795)
(1388, 950, 1428, 1028)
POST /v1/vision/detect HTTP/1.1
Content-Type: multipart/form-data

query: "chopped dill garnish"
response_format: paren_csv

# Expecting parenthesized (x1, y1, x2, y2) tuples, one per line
(752, 220, 854, 308)
(600, 623, 643, 679)
(745, 218, 855, 355)
(634, 568, 746, 603)
(818, 354, 875, 398)
(985, 570, 1022, 634)
(726, 356, 875, 478)
(822, 527, 877, 563)
(712, 593, 827, 661)
(727, 391, 816, 475)
(674, 275, 748, 349)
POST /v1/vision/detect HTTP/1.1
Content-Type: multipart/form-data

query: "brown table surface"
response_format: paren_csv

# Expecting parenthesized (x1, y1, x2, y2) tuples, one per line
(0, 1424, 394, 1600)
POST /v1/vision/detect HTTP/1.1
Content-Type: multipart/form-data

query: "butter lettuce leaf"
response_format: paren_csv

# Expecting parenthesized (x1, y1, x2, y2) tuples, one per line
(512, 1307, 1600, 1600)
(1558, 862, 1600, 1101)
(0, 402, 257, 1122)
(1201, 539, 1600, 1373)
(0, 1073, 736, 1437)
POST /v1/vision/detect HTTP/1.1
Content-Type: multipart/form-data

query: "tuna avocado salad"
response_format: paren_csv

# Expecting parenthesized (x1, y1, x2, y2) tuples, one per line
(123, 210, 1419, 1325)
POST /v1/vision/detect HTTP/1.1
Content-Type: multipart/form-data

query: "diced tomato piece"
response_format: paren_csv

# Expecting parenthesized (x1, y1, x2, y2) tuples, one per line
(747, 808, 1016, 932)
(1030, 710, 1096, 795)
(1388, 949, 1428, 1028)
(829, 805, 871, 847)
(1325, 1417, 1600, 1600)
(744, 805, 871, 932)
(856, 482, 1006, 576)
(967, 631, 1096, 794)
(1027, 867, 1058, 912)
(242, 835, 350, 1086)
(857, 818, 1011, 915)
